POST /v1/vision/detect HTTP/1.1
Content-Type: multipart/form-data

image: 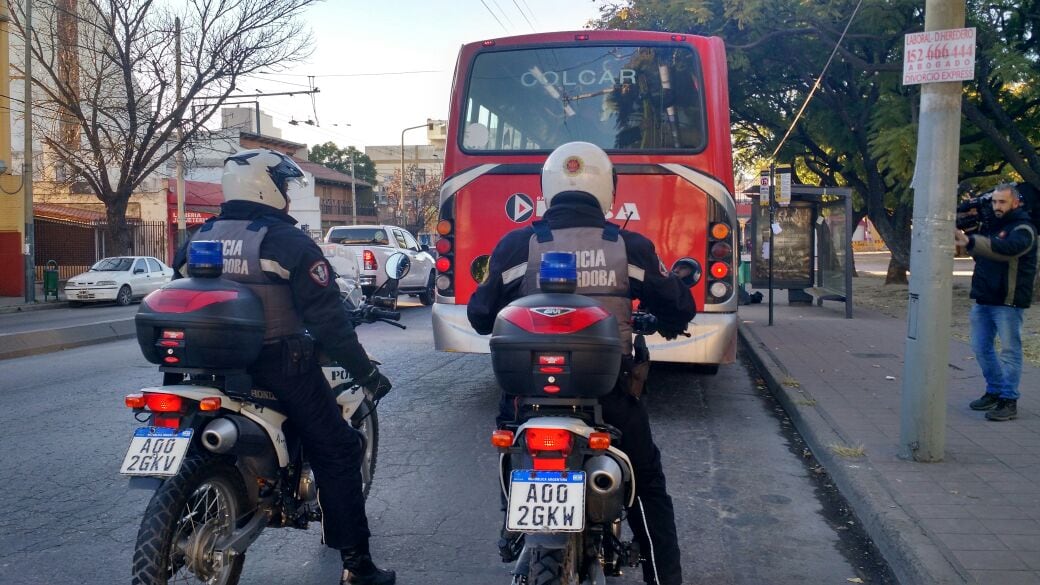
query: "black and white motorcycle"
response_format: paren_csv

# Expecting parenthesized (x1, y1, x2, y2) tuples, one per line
(121, 242, 408, 585)
(489, 252, 693, 585)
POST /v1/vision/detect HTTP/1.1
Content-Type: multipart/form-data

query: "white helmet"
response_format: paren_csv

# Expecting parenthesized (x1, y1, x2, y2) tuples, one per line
(541, 142, 616, 214)
(222, 149, 306, 210)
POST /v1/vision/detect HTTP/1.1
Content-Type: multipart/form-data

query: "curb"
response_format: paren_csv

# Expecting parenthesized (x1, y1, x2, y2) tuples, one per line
(738, 323, 970, 585)
(0, 318, 135, 361)
(0, 301, 70, 314)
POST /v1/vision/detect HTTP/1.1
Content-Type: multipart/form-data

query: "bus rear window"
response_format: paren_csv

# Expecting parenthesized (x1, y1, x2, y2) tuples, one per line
(461, 44, 707, 153)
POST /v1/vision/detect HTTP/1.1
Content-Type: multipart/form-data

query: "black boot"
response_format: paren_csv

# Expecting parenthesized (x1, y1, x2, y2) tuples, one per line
(969, 392, 1001, 411)
(340, 544, 395, 585)
(985, 399, 1018, 421)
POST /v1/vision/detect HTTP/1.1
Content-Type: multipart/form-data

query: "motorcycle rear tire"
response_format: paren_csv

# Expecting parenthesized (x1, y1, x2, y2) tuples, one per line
(350, 399, 379, 498)
(131, 457, 249, 585)
(527, 536, 582, 585)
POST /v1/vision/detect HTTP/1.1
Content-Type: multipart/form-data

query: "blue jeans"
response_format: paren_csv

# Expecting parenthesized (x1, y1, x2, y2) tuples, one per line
(969, 304, 1025, 400)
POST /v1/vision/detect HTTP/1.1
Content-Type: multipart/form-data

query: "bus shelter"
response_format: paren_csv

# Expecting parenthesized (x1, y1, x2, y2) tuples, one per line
(747, 186, 854, 318)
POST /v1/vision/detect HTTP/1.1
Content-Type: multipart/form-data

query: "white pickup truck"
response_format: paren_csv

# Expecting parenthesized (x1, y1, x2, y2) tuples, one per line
(323, 224, 436, 306)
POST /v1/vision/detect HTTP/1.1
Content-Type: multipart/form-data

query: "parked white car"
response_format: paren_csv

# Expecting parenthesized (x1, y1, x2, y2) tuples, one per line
(65, 256, 174, 306)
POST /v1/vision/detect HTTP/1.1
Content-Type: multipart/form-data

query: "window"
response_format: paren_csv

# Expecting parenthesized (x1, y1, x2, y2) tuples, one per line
(401, 230, 420, 251)
(147, 258, 163, 273)
(462, 44, 707, 152)
(392, 229, 409, 249)
(132, 259, 147, 274)
(328, 227, 389, 245)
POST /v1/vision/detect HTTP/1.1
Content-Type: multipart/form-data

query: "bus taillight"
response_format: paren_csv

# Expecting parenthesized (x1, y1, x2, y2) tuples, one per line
(706, 217, 735, 304)
(435, 218, 455, 296)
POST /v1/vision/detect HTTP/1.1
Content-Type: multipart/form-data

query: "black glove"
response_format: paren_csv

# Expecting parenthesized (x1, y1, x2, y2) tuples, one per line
(657, 325, 686, 341)
(356, 366, 393, 402)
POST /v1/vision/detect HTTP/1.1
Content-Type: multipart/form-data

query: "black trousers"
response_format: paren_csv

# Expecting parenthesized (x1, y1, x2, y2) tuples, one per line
(251, 342, 370, 550)
(499, 388, 683, 585)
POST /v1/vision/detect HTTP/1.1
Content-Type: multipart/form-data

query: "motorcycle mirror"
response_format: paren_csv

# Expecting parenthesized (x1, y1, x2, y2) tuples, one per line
(671, 257, 701, 288)
(384, 253, 411, 280)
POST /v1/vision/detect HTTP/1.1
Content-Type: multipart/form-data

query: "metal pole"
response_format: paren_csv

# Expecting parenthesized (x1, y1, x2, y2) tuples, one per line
(899, 0, 965, 462)
(254, 101, 260, 134)
(22, 0, 34, 303)
(767, 163, 775, 326)
(174, 17, 186, 248)
(350, 156, 357, 225)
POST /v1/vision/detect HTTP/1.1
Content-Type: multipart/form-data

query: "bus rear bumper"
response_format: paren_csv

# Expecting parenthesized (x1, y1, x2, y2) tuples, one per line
(432, 303, 737, 364)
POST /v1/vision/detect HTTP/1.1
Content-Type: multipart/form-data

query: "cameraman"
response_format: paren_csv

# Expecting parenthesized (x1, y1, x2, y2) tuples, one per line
(954, 183, 1038, 421)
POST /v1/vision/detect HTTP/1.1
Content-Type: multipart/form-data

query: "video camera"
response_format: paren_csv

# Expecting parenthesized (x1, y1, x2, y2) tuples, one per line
(956, 191, 997, 234)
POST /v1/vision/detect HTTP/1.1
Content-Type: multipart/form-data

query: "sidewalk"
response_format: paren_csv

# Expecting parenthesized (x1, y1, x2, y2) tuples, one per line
(739, 297, 1040, 585)
(0, 283, 69, 314)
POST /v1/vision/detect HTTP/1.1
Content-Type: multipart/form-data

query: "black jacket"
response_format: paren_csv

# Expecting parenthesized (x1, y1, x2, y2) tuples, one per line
(467, 192, 697, 335)
(966, 207, 1038, 308)
(174, 201, 373, 377)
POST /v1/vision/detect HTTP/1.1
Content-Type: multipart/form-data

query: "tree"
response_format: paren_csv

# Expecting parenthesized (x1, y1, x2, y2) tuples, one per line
(8, 0, 321, 253)
(308, 141, 377, 184)
(380, 165, 441, 237)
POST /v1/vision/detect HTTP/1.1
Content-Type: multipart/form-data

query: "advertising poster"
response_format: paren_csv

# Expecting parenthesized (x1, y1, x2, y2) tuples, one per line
(751, 203, 815, 288)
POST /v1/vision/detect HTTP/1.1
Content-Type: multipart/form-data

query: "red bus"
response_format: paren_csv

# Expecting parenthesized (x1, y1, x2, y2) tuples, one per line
(431, 30, 737, 367)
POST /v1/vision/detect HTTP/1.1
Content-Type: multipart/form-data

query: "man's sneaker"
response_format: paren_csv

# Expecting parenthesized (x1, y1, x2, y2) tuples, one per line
(985, 399, 1018, 421)
(970, 393, 1001, 411)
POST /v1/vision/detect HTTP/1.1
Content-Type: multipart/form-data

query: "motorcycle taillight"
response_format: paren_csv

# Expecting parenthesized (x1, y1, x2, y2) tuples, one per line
(152, 414, 181, 429)
(143, 289, 239, 313)
(499, 305, 610, 334)
(525, 428, 573, 455)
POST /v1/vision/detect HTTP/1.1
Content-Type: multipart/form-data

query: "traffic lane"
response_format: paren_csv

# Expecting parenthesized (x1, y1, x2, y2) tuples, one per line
(0, 303, 137, 335)
(0, 308, 881, 585)
(648, 359, 890, 584)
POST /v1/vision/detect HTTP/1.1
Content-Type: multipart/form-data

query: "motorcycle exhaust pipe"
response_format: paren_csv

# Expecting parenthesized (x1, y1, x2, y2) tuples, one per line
(202, 415, 269, 456)
(584, 455, 625, 524)
(202, 418, 238, 454)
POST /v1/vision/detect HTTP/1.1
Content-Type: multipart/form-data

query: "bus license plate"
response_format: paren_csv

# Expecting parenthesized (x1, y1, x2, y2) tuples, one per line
(119, 427, 193, 476)
(506, 470, 585, 532)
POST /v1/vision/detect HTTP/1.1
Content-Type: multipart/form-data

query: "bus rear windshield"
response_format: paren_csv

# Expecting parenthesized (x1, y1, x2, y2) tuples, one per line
(462, 44, 707, 153)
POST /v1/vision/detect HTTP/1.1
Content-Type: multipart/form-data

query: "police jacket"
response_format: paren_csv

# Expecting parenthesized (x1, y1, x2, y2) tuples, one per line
(174, 201, 374, 378)
(467, 192, 697, 349)
(966, 207, 1038, 308)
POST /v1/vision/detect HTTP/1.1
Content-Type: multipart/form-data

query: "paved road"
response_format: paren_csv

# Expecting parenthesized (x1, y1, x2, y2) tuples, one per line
(854, 251, 975, 277)
(0, 303, 137, 335)
(0, 301, 894, 584)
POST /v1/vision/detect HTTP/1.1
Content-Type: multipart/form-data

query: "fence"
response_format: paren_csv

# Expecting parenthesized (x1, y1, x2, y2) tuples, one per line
(33, 218, 168, 281)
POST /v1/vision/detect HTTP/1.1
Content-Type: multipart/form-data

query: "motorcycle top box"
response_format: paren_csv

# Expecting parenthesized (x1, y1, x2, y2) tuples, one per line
(135, 277, 265, 369)
(490, 293, 622, 398)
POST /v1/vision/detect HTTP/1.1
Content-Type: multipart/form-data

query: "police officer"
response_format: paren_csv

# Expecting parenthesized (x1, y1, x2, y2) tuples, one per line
(468, 142, 695, 585)
(174, 149, 395, 585)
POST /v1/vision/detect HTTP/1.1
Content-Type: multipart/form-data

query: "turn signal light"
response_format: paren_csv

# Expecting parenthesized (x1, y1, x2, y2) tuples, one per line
(711, 223, 731, 240)
(125, 393, 146, 409)
(710, 262, 730, 279)
(199, 397, 222, 411)
(588, 432, 611, 450)
(491, 429, 514, 448)
(436, 220, 453, 235)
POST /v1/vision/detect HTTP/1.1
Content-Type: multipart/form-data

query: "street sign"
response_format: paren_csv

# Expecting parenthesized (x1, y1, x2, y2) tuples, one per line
(902, 27, 975, 85)
(759, 169, 770, 206)
(776, 165, 792, 206)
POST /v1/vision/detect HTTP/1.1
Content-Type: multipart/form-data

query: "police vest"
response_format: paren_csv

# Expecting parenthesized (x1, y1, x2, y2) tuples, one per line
(192, 219, 305, 340)
(520, 221, 634, 354)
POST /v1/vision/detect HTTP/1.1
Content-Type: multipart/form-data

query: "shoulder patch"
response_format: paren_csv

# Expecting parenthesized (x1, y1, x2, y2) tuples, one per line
(309, 260, 331, 287)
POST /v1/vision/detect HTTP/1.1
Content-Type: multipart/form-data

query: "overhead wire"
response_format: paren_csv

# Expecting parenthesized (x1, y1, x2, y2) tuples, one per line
(511, 0, 536, 32)
(770, 0, 866, 160)
(479, 0, 510, 33)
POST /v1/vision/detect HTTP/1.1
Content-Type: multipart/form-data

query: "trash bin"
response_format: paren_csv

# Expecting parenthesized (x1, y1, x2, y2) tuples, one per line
(43, 260, 60, 301)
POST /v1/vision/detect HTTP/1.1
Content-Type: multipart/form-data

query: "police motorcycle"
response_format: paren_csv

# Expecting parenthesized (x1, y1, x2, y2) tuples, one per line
(489, 252, 694, 585)
(122, 241, 408, 585)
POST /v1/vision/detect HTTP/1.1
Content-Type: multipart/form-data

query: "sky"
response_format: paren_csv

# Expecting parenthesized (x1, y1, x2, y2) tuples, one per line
(235, 0, 608, 151)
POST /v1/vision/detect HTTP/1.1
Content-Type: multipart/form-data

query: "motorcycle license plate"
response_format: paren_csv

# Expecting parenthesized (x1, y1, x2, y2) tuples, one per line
(119, 427, 193, 477)
(506, 470, 585, 532)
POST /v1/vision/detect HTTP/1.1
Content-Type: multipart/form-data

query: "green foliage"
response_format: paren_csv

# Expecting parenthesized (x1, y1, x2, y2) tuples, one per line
(307, 142, 377, 184)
